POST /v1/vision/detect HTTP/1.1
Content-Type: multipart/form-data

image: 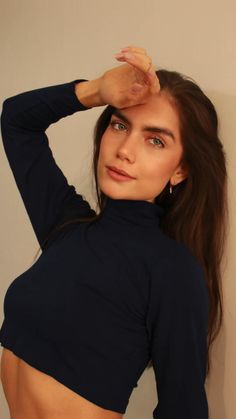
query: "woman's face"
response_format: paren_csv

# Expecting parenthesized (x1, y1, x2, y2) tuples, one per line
(97, 92, 187, 203)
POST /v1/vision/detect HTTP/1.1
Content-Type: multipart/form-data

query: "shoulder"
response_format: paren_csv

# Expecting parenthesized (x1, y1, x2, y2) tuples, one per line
(154, 228, 202, 269)
(151, 232, 209, 309)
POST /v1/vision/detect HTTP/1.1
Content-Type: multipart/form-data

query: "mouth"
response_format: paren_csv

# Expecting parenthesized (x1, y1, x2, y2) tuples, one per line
(107, 165, 136, 179)
(106, 166, 136, 181)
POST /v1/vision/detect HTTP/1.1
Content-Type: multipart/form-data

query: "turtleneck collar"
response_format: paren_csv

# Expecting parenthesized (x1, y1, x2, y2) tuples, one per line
(100, 197, 165, 228)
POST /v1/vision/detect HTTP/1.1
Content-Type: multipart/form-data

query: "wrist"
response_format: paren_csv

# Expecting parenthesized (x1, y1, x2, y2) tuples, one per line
(74, 78, 104, 108)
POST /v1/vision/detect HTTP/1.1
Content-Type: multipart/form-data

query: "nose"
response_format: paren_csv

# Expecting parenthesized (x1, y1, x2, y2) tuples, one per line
(116, 131, 138, 163)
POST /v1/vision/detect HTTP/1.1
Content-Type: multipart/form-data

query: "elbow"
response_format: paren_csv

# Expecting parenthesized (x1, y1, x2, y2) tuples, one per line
(1, 96, 21, 130)
(1, 97, 15, 124)
(0, 97, 20, 144)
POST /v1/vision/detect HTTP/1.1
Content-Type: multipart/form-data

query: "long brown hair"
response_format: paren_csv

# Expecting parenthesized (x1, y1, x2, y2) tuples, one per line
(33, 69, 229, 376)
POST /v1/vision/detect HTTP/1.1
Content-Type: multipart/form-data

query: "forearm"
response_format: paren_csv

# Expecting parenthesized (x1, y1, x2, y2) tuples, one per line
(74, 78, 105, 108)
(1, 79, 89, 133)
(0, 79, 96, 248)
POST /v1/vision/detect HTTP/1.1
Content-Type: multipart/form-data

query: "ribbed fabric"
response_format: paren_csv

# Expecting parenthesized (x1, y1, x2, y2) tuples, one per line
(0, 80, 209, 418)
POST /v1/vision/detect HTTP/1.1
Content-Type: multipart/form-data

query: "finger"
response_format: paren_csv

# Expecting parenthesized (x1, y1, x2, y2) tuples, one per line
(148, 71, 161, 94)
(119, 47, 148, 63)
(127, 52, 152, 72)
(114, 50, 160, 95)
(145, 59, 152, 73)
(120, 46, 147, 54)
(115, 51, 152, 74)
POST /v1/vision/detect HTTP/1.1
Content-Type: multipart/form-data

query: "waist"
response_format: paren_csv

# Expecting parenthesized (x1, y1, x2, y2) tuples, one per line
(1, 347, 123, 419)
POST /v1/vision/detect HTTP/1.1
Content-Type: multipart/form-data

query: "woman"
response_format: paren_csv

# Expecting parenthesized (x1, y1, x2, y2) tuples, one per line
(0, 46, 228, 419)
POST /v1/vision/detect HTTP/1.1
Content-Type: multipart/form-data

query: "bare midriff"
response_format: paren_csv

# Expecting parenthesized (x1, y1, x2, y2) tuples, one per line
(0, 348, 123, 419)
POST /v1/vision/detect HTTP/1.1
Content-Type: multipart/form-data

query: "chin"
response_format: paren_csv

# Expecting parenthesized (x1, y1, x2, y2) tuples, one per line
(99, 184, 130, 201)
(102, 189, 127, 200)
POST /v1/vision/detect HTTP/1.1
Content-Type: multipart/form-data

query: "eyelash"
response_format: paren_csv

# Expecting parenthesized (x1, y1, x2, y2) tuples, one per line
(110, 121, 165, 148)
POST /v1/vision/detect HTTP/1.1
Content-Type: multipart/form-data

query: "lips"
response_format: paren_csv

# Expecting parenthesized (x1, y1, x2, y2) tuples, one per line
(107, 166, 135, 179)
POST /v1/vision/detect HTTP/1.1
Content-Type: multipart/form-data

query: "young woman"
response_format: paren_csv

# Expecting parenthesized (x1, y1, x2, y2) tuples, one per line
(0, 46, 228, 419)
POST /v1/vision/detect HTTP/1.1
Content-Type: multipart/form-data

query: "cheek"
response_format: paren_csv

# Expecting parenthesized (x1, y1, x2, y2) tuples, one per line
(97, 134, 112, 170)
(143, 151, 182, 179)
(99, 133, 115, 160)
(98, 141, 106, 165)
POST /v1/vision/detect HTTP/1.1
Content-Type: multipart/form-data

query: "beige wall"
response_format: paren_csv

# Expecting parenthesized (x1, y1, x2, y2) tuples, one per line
(0, 1, 235, 418)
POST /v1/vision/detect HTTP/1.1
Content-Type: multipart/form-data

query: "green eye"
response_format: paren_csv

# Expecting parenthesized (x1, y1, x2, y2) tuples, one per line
(111, 121, 127, 131)
(149, 137, 165, 148)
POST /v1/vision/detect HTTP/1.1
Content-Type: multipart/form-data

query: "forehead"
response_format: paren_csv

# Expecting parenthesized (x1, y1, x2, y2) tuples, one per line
(120, 92, 180, 130)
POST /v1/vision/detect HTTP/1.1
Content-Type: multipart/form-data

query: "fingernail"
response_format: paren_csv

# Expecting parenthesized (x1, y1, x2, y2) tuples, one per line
(123, 52, 133, 59)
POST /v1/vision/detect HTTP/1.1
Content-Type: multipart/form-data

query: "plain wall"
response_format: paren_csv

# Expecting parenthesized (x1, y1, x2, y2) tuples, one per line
(0, 1, 235, 418)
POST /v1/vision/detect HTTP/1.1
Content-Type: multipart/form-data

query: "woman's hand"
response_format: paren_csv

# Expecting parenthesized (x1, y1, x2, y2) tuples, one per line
(75, 46, 160, 109)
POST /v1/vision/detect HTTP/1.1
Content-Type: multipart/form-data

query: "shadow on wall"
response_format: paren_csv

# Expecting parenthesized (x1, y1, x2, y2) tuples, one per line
(196, 90, 235, 419)
(205, 323, 226, 419)
(124, 367, 157, 418)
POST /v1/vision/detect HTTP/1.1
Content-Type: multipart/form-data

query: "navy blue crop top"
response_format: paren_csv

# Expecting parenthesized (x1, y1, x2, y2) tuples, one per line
(0, 80, 209, 418)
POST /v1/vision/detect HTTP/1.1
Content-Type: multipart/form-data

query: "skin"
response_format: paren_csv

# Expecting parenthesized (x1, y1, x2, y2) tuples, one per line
(75, 46, 160, 109)
(0, 46, 187, 418)
(77, 45, 187, 199)
(97, 92, 187, 203)
(0, 347, 123, 419)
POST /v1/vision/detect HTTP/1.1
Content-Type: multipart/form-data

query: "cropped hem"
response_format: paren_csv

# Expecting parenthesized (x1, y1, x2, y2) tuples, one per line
(0, 320, 127, 414)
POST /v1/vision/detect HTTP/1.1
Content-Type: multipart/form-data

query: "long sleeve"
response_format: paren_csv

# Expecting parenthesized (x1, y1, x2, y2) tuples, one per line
(148, 246, 210, 419)
(1, 79, 96, 249)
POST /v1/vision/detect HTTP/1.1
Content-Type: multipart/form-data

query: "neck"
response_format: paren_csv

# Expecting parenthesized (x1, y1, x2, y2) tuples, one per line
(99, 196, 165, 229)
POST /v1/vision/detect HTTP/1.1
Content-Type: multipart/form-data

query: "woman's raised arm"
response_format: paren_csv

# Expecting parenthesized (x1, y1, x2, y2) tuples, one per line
(1, 79, 96, 250)
(0, 47, 160, 250)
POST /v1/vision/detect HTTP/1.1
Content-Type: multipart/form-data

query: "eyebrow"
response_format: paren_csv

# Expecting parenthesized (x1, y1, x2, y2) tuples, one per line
(112, 109, 176, 143)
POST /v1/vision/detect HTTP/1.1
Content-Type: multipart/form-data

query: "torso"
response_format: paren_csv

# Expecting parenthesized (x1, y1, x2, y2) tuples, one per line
(0, 347, 123, 419)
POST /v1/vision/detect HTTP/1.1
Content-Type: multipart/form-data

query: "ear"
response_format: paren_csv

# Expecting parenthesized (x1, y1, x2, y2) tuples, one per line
(170, 164, 188, 186)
